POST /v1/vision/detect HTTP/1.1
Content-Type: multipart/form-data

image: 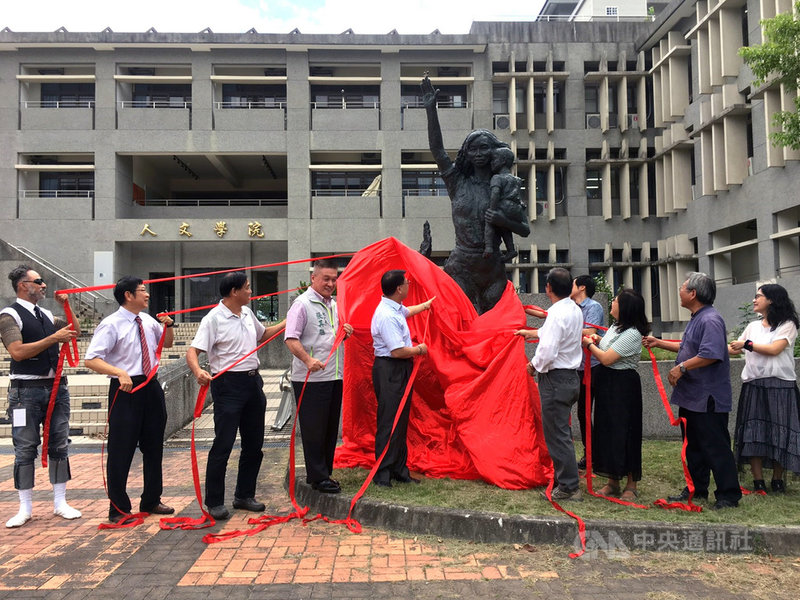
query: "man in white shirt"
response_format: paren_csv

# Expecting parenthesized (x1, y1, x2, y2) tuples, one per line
(186, 272, 285, 520)
(1, 265, 82, 527)
(526, 268, 584, 501)
(85, 276, 175, 523)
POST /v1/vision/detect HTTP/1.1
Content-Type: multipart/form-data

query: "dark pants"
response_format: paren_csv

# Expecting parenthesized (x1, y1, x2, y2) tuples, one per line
(372, 357, 413, 484)
(679, 397, 742, 503)
(7, 380, 71, 490)
(538, 369, 581, 492)
(293, 380, 342, 484)
(205, 371, 265, 508)
(107, 377, 166, 518)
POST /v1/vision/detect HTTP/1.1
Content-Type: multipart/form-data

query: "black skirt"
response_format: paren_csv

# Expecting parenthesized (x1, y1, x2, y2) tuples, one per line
(590, 365, 643, 481)
(734, 377, 800, 474)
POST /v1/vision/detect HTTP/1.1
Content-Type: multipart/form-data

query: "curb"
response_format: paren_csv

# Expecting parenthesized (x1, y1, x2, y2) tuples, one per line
(293, 480, 800, 556)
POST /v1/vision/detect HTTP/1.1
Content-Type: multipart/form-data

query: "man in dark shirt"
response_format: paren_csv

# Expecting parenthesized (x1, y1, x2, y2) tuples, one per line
(644, 272, 741, 509)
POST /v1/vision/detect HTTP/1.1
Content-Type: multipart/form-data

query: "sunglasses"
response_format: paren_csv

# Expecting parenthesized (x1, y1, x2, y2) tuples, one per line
(21, 278, 45, 285)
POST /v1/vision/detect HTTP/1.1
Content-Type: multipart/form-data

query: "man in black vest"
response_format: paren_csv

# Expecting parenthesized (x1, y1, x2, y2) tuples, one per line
(1, 265, 82, 528)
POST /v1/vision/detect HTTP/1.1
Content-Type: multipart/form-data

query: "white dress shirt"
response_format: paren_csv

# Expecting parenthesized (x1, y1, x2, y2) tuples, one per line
(190, 301, 265, 374)
(531, 296, 584, 373)
(85, 307, 163, 377)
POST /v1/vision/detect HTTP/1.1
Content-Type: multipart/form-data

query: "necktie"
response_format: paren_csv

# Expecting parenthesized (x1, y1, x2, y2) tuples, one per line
(135, 316, 152, 375)
(34, 306, 44, 324)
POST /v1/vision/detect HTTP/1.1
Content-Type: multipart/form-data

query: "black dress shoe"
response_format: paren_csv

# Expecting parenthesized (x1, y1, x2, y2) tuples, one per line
(771, 479, 786, 494)
(667, 487, 708, 502)
(232, 497, 266, 512)
(393, 475, 421, 484)
(311, 479, 341, 494)
(108, 513, 125, 524)
(753, 479, 767, 493)
(207, 505, 231, 520)
(373, 480, 392, 488)
(142, 502, 175, 515)
(710, 498, 739, 510)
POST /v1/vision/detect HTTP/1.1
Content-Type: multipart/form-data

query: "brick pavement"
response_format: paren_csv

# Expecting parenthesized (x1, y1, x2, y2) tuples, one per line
(0, 444, 793, 598)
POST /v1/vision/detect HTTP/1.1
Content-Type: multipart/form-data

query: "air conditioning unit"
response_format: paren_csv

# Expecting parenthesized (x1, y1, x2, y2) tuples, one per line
(586, 113, 601, 129)
(627, 114, 639, 129)
(494, 113, 511, 130)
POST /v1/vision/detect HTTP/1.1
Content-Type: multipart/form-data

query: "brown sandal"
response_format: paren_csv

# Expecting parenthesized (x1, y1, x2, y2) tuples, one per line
(598, 483, 621, 497)
(620, 488, 639, 501)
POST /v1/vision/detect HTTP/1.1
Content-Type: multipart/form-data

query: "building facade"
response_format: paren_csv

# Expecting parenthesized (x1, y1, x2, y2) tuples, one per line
(1, 0, 798, 334)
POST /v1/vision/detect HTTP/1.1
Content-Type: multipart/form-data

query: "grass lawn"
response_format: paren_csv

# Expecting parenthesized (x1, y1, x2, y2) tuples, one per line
(332, 440, 800, 528)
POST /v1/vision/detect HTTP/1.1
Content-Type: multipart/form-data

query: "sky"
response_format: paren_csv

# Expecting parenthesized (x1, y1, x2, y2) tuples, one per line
(2, 0, 547, 35)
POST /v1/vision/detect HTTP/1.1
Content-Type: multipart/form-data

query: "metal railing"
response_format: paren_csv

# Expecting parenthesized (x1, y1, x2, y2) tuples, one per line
(311, 189, 380, 197)
(214, 101, 286, 109)
(118, 100, 192, 109)
(21, 100, 95, 109)
(401, 100, 469, 109)
(135, 197, 287, 207)
(402, 188, 448, 197)
(535, 14, 655, 22)
(19, 189, 94, 199)
(311, 100, 379, 109)
(11, 244, 114, 320)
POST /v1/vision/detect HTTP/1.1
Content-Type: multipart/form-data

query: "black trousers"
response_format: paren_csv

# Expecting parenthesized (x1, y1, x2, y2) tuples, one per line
(372, 357, 413, 484)
(107, 377, 167, 518)
(679, 397, 742, 503)
(205, 371, 265, 507)
(293, 380, 342, 484)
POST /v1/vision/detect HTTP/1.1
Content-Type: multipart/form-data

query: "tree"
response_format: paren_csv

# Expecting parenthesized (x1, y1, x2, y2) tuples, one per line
(740, 3, 800, 149)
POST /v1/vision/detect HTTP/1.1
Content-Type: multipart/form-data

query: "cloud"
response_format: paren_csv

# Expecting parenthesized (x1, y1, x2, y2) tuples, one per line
(2, 0, 545, 34)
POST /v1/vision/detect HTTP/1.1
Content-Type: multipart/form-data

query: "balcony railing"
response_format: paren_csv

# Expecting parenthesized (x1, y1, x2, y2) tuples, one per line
(134, 197, 287, 207)
(402, 188, 448, 197)
(118, 100, 192, 109)
(21, 101, 95, 109)
(311, 101, 379, 109)
(20, 189, 94, 199)
(311, 189, 380, 197)
(215, 101, 286, 109)
(401, 100, 469, 109)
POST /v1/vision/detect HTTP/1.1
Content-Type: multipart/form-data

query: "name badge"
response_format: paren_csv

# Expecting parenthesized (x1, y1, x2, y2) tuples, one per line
(12, 408, 26, 427)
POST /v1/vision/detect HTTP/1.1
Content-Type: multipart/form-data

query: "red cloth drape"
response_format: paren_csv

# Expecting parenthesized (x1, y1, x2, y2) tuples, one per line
(334, 237, 551, 489)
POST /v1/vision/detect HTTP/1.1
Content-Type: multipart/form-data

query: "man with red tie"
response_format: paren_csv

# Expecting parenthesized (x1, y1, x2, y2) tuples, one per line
(85, 276, 175, 523)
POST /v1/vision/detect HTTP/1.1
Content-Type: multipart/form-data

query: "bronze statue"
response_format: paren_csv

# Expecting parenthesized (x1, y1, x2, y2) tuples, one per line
(421, 76, 530, 313)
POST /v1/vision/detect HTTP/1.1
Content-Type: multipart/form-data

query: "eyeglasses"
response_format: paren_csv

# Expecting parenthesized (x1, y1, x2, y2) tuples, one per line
(21, 278, 45, 285)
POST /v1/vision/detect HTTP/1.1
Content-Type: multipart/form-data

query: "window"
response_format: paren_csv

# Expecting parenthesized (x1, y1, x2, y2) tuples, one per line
(132, 84, 191, 108)
(311, 85, 379, 108)
(402, 171, 447, 196)
(708, 220, 759, 286)
(402, 85, 467, 108)
(493, 85, 508, 115)
(312, 171, 381, 196)
(585, 85, 599, 114)
(606, 6, 618, 16)
(221, 84, 285, 108)
(40, 83, 94, 107)
(39, 172, 94, 198)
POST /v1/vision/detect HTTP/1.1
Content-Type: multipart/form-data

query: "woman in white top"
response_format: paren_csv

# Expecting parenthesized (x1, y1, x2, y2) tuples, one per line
(729, 283, 800, 494)
(581, 289, 649, 501)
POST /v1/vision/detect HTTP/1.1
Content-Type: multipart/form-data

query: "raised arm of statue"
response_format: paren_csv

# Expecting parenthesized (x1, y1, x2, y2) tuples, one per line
(421, 76, 453, 173)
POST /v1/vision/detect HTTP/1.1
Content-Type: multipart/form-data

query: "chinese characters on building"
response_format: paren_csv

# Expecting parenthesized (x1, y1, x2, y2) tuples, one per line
(138, 221, 267, 238)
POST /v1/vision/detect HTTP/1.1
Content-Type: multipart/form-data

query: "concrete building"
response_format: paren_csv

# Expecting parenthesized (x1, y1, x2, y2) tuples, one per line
(1, 0, 798, 335)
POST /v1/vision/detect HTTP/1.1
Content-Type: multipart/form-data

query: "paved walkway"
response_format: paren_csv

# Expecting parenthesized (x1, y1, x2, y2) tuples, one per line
(3, 444, 798, 599)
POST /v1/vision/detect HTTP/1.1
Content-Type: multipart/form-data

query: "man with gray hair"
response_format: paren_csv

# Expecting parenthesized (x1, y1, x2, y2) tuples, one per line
(644, 272, 741, 510)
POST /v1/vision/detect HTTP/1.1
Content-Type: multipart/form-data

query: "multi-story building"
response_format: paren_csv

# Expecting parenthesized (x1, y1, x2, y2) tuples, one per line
(1, 0, 798, 335)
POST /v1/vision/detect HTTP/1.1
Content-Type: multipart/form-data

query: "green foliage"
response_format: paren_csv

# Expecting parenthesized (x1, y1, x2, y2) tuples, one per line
(740, 3, 800, 149)
(731, 301, 759, 341)
(592, 272, 615, 326)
